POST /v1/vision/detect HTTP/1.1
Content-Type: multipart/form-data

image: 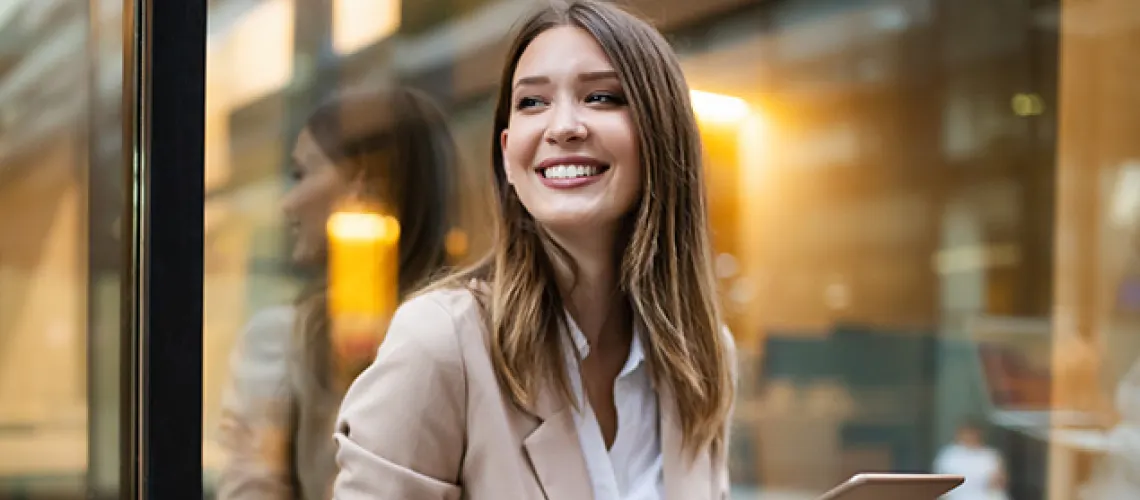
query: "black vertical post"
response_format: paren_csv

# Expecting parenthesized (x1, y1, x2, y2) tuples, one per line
(134, 0, 206, 497)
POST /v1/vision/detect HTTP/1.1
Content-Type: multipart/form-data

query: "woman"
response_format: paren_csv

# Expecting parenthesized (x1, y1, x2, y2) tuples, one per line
(216, 85, 456, 499)
(333, 2, 736, 499)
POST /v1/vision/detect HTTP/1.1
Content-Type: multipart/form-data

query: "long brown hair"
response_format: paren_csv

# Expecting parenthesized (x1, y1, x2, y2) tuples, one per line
(294, 85, 455, 398)
(433, 0, 733, 455)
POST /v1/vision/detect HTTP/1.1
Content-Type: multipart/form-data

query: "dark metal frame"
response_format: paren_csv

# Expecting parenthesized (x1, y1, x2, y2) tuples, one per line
(122, 0, 207, 498)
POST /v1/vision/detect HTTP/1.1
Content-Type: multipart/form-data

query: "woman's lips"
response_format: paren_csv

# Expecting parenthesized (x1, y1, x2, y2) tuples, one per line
(536, 163, 610, 189)
(534, 156, 610, 190)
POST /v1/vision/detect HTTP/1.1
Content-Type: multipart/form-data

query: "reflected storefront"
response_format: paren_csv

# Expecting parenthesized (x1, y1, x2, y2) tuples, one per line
(0, 0, 125, 497)
(0, 0, 206, 498)
(1, 0, 1139, 498)
(196, 0, 1134, 498)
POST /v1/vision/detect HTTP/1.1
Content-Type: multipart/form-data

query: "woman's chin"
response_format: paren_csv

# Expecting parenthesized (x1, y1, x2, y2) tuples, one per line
(545, 211, 629, 231)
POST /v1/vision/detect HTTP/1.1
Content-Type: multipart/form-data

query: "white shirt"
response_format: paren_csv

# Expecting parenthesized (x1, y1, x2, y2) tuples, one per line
(933, 444, 1005, 500)
(563, 314, 664, 500)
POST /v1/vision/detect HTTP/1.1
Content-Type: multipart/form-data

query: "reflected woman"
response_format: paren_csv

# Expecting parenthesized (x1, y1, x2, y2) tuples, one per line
(333, 1, 736, 499)
(216, 86, 455, 500)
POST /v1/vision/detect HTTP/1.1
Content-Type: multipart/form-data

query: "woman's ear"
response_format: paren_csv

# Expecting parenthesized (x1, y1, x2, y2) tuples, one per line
(501, 129, 515, 185)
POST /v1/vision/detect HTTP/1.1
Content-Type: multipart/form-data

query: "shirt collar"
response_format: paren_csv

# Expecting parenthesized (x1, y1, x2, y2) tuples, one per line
(563, 311, 646, 376)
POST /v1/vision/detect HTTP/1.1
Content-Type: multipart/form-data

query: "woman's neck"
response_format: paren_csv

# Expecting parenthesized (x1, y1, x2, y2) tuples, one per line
(545, 227, 627, 348)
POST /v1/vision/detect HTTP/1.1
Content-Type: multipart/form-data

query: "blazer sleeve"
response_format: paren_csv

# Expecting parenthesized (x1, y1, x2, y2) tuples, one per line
(332, 294, 466, 500)
(215, 307, 296, 500)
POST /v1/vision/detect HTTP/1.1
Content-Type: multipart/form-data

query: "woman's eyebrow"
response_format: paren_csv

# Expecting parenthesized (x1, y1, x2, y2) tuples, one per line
(513, 70, 618, 89)
(513, 75, 549, 89)
(578, 70, 618, 82)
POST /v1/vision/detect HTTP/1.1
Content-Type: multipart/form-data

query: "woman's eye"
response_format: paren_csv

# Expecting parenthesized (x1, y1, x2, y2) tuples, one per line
(516, 96, 545, 110)
(586, 92, 627, 105)
(289, 168, 303, 182)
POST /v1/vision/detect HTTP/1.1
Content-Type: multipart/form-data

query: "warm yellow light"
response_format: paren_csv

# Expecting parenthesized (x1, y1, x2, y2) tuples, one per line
(326, 210, 400, 317)
(327, 212, 400, 244)
(327, 209, 401, 373)
(333, 0, 401, 55)
(691, 89, 751, 124)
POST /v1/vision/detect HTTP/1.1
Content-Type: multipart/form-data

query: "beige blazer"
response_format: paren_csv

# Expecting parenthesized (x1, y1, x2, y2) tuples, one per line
(332, 287, 734, 500)
(215, 306, 339, 500)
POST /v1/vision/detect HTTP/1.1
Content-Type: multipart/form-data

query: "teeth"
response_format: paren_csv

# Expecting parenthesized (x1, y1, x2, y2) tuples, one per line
(543, 164, 601, 179)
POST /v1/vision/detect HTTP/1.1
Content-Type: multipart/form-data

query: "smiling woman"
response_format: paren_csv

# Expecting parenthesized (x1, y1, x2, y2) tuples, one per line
(330, 1, 735, 499)
(502, 26, 641, 239)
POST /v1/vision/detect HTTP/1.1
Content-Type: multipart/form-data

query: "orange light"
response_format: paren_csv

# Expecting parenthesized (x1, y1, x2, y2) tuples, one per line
(691, 89, 750, 124)
(327, 209, 400, 364)
(328, 212, 400, 243)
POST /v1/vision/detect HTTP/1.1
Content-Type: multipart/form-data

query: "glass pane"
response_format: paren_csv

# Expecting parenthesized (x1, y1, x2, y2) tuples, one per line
(0, 0, 126, 498)
(202, 1, 1139, 499)
(88, 0, 129, 496)
(685, 1, 1062, 495)
(203, 1, 478, 495)
(201, 2, 302, 494)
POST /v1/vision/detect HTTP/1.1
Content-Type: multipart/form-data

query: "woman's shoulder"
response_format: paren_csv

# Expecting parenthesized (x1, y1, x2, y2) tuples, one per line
(340, 288, 484, 420)
(406, 285, 484, 316)
(396, 286, 484, 330)
(241, 306, 295, 341)
(232, 306, 295, 367)
(227, 306, 295, 400)
(383, 287, 486, 362)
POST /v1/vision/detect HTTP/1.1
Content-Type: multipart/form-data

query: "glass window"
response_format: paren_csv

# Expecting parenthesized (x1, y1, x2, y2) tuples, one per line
(0, 0, 127, 497)
(200, 0, 1140, 499)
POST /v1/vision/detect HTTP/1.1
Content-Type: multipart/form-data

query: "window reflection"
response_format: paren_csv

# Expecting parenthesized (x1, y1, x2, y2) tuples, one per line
(206, 67, 459, 497)
(0, 0, 127, 497)
(187, 0, 1138, 499)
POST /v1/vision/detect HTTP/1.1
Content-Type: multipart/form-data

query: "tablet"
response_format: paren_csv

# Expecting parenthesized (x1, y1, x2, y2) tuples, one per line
(818, 473, 964, 500)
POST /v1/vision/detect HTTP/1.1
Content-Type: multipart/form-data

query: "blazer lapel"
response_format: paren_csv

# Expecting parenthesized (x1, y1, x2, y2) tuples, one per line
(522, 383, 594, 500)
(660, 383, 713, 500)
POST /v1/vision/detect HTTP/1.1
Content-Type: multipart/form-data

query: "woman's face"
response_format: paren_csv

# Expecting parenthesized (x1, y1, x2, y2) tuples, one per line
(501, 26, 641, 237)
(282, 128, 350, 265)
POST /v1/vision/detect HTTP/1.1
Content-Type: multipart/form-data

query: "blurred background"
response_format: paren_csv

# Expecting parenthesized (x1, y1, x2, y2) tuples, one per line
(2, 0, 1140, 498)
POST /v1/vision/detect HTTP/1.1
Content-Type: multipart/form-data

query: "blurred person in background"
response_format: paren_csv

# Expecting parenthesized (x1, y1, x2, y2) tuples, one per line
(331, 1, 736, 499)
(1080, 356, 1140, 499)
(934, 418, 1008, 500)
(1080, 228, 1140, 499)
(215, 85, 457, 500)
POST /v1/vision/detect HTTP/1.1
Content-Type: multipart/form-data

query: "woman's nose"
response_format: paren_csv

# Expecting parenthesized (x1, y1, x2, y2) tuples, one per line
(544, 104, 587, 144)
(281, 186, 300, 219)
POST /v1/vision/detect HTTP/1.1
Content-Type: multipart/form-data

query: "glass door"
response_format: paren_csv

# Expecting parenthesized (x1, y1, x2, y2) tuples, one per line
(0, 0, 134, 497)
(0, 0, 206, 498)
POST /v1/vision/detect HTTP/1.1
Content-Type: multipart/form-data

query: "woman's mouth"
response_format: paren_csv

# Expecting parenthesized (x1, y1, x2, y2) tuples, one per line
(536, 163, 610, 189)
(539, 164, 609, 179)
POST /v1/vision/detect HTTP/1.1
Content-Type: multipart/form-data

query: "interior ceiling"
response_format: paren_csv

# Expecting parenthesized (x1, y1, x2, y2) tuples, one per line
(0, 0, 1090, 176)
(680, 0, 1054, 104)
(0, 0, 96, 170)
